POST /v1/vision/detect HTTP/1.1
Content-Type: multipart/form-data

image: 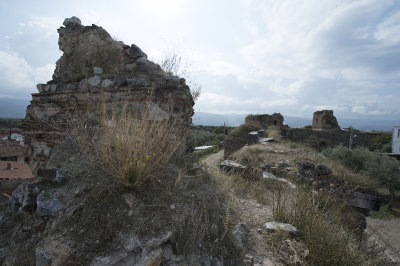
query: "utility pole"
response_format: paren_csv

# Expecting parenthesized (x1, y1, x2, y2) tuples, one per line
(349, 132, 357, 149)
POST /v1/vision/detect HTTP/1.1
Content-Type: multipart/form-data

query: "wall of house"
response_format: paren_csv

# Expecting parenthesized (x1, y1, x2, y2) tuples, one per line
(0, 178, 31, 195)
(392, 126, 400, 154)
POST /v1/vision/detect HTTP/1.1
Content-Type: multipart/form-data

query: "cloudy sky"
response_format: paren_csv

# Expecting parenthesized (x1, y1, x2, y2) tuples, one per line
(1, 0, 400, 120)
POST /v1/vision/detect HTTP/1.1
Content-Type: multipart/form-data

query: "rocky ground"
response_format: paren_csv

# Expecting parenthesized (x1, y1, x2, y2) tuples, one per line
(208, 140, 399, 265)
(367, 216, 400, 263)
(202, 150, 308, 265)
(1, 136, 399, 265)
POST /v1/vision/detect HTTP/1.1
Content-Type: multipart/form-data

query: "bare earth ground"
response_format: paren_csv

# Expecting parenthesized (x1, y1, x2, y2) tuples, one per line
(367, 217, 400, 263)
(201, 150, 279, 266)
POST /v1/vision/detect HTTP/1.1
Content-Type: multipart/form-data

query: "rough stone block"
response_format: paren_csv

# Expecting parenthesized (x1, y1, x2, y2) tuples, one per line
(36, 193, 65, 217)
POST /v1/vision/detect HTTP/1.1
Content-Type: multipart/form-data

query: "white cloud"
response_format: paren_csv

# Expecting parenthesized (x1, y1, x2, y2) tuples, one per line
(0, 0, 399, 120)
(0, 51, 54, 97)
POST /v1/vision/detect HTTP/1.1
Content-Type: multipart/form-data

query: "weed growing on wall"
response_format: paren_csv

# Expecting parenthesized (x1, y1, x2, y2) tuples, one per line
(72, 98, 188, 188)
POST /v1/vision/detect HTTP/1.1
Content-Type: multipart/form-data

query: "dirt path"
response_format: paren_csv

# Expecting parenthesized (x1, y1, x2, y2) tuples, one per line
(201, 150, 224, 173)
(201, 151, 278, 265)
(367, 217, 400, 263)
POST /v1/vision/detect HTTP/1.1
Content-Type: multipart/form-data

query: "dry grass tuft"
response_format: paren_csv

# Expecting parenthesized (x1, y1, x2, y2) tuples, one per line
(270, 184, 370, 265)
(72, 97, 188, 188)
(265, 126, 282, 139)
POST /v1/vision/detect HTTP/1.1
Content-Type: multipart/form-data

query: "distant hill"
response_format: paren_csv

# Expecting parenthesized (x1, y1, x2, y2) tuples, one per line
(193, 112, 399, 132)
(0, 98, 30, 118)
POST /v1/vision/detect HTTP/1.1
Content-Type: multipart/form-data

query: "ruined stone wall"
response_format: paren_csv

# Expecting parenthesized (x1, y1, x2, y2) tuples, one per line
(312, 110, 340, 131)
(245, 113, 284, 129)
(285, 128, 383, 150)
(22, 17, 194, 173)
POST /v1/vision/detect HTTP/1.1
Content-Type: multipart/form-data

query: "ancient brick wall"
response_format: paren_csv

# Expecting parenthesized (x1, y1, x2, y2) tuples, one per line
(245, 113, 284, 129)
(312, 110, 340, 131)
(22, 17, 194, 173)
(285, 128, 383, 150)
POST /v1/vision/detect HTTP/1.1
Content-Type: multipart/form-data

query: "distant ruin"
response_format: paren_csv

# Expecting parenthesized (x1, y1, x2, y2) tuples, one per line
(22, 17, 194, 173)
(245, 113, 284, 128)
(312, 110, 340, 131)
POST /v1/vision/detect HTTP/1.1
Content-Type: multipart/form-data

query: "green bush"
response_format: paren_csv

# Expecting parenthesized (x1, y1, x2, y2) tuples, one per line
(186, 129, 218, 151)
(213, 126, 225, 135)
(323, 146, 400, 194)
(370, 134, 392, 152)
(186, 129, 226, 151)
(224, 124, 259, 158)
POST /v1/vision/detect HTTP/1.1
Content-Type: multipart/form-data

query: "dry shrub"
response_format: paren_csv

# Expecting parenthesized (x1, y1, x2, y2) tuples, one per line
(72, 97, 188, 188)
(266, 125, 282, 139)
(270, 184, 372, 265)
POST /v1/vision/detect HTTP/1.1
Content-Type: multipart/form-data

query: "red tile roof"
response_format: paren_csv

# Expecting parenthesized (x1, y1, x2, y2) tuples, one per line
(0, 161, 34, 180)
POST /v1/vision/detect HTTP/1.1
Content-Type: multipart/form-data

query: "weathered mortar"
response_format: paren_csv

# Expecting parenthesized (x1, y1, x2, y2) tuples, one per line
(22, 17, 194, 173)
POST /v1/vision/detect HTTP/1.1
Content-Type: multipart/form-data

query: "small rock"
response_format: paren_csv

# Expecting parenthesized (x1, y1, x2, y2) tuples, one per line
(162, 243, 173, 261)
(265, 222, 299, 236)
(298, 161, 316, 177)
(11, 181, 41, 213)
(53, 169, 65, 183)
(65, 83, 75, 91)
(22, 224, 32, 231)
(36, 240, 72, 266)
(256, 258, 275, 266)
(50, 84, 58, 92)
(63, 16, 82, 27)
(125, 63, 137, 71)
(90, 251, 128, 266)
(125, 44, 147, 60)
(78, 79, 88, 90)
(123, 193, 136, 209)
(37, 84, 46, 93)
(233, 222, 249, 248)
(200, 255, 212, 266)
(144, 248, 162, 266)
(277, 239, 309, 264)
(126, 78, 146, 87)
(169, 204, 175, 209)
(37, 168, 57, 182)
(87, 76, 101, 87)
(101, 79, 114, 89)
(93, 66, 103, 75)
(114, 77, 127, 86)
(36, 193, 65, 217)
(315, 164, 332, 176)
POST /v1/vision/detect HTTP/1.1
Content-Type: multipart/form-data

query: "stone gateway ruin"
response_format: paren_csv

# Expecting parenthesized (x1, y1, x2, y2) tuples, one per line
(22, 17, 194, 173)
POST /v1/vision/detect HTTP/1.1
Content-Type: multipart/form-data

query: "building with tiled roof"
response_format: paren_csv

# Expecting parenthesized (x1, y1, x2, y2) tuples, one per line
(0, 139, 25, 162)
(0, 161, 34, 195)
